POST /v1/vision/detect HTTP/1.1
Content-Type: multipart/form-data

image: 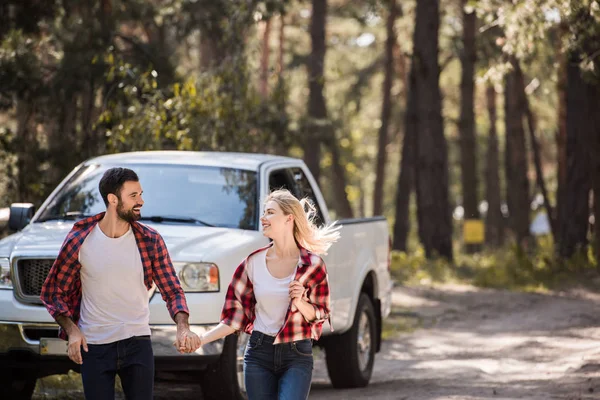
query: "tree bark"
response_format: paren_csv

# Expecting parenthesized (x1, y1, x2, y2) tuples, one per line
(277, 14, 285, 79)
(458, 0, 479, 252)
(593, 145, 600, 266)
(304, 0, 328, 184)
(373, 0, 397, 216)
(393, 66, 417, 251)
(516, 66, 557, 241)
(326, 136, 354, 219)
(556, 48, 568, 242)
(484, 85, 504, 247)
(259, 18, 271, 98)
(504, 61, 531, 247)
(413, 0, 453, 260)
(558, 54, 593, 258)
(14, 98, 38, 201)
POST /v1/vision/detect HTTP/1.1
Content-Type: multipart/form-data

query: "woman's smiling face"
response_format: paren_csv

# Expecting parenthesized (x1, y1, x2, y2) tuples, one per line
(260, 200, 292, 238)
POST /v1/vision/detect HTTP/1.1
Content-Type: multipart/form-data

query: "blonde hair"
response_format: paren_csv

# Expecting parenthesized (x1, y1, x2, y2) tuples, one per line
(265, 189, 341, 255)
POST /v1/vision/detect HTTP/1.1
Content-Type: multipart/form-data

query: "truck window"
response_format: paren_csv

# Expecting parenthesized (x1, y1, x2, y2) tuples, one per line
(269, 169, 295, 193)
(290, 167, 324, 226)
(36, 164, 259, 230)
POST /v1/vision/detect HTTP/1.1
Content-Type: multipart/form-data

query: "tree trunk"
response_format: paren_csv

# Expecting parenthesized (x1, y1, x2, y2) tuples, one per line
(458, 0, 479, 252)
(594, 146, 600, 266)
(304, 0, 328, 184)
(199, 31, 221, 71)
(484, 85, 504, 247)
(277, 14, 285, 79)
(14, 98, 38, 201)
(559, 54, 593, 258)
(373, 0, 397, 216)
(556, 49, 568, 242)
(517, 65, 557, 241)
(504, 62, 531, 247)
(413, 0, 453, 260)
(392, 67, 417, 252)
(259, 18, 271, 98)
(325, 135, 354, 219)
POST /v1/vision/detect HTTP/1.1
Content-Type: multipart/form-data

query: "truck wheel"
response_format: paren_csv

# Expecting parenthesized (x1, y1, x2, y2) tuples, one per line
(0, 369, 37, 400)
(325, 293, 377, 388)
(201, 333, 248, 400)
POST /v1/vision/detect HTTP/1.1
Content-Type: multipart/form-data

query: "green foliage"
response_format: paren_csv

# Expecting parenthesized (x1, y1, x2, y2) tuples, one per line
(391, 237, 599, 291)
(0, 30, 45, 105)
(98, 51, 291, 153)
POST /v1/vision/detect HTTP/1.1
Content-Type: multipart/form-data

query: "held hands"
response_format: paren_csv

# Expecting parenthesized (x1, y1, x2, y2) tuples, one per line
(174, 327, 202, 354)
(289, 280, 308, 306)
(67, 327, 88, 365)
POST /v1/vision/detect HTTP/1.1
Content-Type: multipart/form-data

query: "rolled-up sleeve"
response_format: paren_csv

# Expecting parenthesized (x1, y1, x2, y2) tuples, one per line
(40, 238, 79, 319)
(220, 260, 255, 332)
(307, 257, 331, 325)
(152, 234, 189, 319)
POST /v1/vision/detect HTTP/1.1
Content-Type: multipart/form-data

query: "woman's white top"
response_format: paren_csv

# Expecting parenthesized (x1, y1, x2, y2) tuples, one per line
(249, 249, 297, 336)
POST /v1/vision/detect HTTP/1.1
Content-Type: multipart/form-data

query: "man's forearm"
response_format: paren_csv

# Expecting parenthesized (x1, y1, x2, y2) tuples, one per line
(174, 311, 190, 329)
(56, 315, 78, 336)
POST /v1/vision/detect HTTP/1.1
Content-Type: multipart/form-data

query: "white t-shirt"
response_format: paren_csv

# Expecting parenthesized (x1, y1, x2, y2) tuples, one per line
(78, 225, 151, 344)
(249, 249, 297, 336)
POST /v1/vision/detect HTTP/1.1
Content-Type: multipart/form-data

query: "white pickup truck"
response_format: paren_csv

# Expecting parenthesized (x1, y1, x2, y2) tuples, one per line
(0, 151, 393, 399)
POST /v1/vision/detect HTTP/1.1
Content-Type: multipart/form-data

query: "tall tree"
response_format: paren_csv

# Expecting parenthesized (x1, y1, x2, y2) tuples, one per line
(518, 70, 557, 241)
(306, 0, 353, 218)
(304, 0, 327, 184)
(555, 27, 568, 243)
(458, 0, 479, 252)
(373, 0, 397, 216)
(504, 60, 531, 247)
(413, 0, 453, 259)
(392, 62, 416, 252)
(484, 85, 504, 247)
(558, 54, 593, 258)
(259, 18, 272, 98)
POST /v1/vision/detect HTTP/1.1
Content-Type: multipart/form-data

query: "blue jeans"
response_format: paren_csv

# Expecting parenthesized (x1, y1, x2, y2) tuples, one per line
(80, 335, 154, 400)
(244, 331, 314, 400)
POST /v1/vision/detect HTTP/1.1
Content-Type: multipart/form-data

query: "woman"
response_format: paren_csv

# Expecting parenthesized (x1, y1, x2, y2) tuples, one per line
(199, 189, 340, 400)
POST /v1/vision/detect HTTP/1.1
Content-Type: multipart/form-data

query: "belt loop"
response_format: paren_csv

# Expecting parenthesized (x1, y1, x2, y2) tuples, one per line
(257, 331, 264, 346)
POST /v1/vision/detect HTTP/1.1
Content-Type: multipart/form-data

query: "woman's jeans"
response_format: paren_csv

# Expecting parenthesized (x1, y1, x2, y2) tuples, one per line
(244, 331, 314, 400)
(80, 335, 154, 400)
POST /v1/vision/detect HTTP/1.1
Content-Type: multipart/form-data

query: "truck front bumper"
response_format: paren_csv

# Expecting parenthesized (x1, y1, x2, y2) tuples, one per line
(0, 321, 224, 375)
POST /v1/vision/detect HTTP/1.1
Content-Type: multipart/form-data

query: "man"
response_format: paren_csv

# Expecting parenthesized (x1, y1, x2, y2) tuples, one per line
(41, 167, 200, 400)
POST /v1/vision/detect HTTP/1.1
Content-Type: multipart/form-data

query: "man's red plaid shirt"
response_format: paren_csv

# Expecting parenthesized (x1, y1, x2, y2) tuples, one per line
(40, 212, 189, 340)
(220, 242, 332, 344)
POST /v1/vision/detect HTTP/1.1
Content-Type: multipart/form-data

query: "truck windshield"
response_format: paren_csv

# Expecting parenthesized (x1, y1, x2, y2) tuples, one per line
(36, 163, 258, 230)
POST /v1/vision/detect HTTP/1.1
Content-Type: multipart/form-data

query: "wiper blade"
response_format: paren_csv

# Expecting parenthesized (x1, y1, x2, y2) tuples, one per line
(37, 211, 92, 222)
(139, 216, 215, 227)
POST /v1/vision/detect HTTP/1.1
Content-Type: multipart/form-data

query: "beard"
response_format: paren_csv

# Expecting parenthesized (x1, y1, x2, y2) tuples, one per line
(117, 199, 141, 223)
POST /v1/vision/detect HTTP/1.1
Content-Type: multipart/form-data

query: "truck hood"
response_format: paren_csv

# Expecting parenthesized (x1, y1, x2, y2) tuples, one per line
(2, 221, 265, 262)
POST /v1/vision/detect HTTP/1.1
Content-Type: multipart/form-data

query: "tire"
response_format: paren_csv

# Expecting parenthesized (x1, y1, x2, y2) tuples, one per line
(0, 369, 37, 400)
(325, 293, 377, 388)
(201, 333, 249, 400)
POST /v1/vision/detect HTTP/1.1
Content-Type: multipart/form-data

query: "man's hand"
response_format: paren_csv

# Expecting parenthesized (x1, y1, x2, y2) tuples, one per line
(175, 327, 201, 353)
(67, 327, 88, 364)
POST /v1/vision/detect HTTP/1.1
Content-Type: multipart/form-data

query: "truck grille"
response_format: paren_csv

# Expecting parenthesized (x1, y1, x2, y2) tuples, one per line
(16, 259, 55, 304)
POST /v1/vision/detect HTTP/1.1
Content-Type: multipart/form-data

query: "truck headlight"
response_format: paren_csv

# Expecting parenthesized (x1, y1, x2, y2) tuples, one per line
(0, 258, 12, 290)
(174, 262, 219, 292)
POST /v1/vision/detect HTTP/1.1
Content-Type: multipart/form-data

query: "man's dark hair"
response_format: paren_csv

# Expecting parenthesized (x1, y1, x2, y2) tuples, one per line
(99, 168, 139, 206)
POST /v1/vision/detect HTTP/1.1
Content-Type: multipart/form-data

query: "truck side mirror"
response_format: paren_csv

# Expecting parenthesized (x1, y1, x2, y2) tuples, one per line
(8, 203, 35, 231)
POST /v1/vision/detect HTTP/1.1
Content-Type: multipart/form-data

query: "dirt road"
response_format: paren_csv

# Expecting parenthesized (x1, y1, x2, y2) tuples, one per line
(310, 284, 600, 400)
(35, 284, 600, 399)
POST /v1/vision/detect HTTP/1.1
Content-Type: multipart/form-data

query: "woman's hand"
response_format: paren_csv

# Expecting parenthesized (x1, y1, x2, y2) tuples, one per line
(289, 280, 307, 305)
